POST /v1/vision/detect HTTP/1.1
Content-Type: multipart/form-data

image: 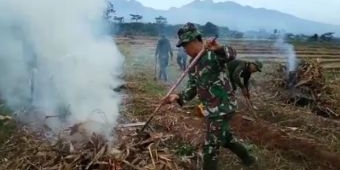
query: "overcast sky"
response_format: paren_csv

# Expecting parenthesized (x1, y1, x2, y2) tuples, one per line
(134, 0, 340, 26)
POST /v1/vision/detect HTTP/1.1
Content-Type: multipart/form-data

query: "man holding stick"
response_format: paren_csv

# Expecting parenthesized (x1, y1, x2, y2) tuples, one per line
(161, 23, 256, 170)
(228, 59, 262, 109)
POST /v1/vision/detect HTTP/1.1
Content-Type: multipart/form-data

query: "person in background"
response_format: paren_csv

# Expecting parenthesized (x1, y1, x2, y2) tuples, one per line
(155, 35, 173, 82)
(228, 59, 263, 101)
(176, 47, 188, 71)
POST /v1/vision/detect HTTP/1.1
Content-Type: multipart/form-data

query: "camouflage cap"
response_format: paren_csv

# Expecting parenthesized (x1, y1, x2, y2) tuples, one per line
(253, 60, 263, 72)
(176, 22, 202, 47)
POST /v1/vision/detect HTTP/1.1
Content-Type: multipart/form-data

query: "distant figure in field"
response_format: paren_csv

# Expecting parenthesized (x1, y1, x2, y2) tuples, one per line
(177, 47, 187, 71)
(228, 59, 263, 100)
(155, 35, 173, 82)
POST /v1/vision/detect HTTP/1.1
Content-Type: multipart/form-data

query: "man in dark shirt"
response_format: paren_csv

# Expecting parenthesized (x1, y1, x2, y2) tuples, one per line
(228, 59, 263, 99)
(176, 47, 187, 71)
(155, 35, 173, 81)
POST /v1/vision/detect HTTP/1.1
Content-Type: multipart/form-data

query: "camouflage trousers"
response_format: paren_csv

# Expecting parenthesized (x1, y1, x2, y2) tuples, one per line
(203, 112, 255, 170)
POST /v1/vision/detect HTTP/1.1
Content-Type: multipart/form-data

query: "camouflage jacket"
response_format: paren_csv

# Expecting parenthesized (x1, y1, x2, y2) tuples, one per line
(227, 60, 251, 91)
(178, 46, 237, 117)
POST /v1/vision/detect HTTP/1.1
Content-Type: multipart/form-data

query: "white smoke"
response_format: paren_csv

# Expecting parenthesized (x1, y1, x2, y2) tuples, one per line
(275, 35, 297, 72)
(0, 0, 124, 138)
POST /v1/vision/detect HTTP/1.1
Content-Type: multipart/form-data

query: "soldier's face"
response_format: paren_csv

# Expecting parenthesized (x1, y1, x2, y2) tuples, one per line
(183, 40, 202, 57)
(249, 64, 258, 73)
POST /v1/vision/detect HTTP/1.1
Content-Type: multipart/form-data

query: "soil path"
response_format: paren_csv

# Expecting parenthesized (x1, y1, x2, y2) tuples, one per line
(230, 114, 340, 169)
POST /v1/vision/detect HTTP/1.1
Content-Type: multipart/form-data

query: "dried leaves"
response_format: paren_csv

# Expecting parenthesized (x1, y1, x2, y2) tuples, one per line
(0, 129, 124, 170)
(0, 115, 12, 121)
(273, 60, 339, 118)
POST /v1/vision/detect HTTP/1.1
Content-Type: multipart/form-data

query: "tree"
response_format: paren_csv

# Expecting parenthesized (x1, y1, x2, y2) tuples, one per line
(202, 22, 219, 37)
(228, 30, 243, 39)
(104, 1, 115, 22)
(155, 16, 167, 35)
(320, 32, 334, 41)
(114, 16, 124, 23)
(155, 16, 167, 25)
(274, 29, 278, 34)
(309, 34, 319, 41)
(130, 14, 143, 22)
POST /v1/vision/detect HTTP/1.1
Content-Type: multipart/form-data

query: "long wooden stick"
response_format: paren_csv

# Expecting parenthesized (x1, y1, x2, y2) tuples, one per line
(245, 98, 258, 118)
(139, 36, 219, 133)
(139, 48, 206, 133)
(154, 54, 158, 80)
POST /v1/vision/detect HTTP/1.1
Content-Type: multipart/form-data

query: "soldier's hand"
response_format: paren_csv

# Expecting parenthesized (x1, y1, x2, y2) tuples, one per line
(161, 94, 179, 105)
(204, 38, 222, 51)
(226, 46, 237, 59)
(231, 90, 237, 97)
(242, 88, 250, 99)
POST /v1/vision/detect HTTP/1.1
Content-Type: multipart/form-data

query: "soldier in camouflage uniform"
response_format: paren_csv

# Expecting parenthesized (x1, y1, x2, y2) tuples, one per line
(228, 59, 263, 99)
(162, 23, 256, 170)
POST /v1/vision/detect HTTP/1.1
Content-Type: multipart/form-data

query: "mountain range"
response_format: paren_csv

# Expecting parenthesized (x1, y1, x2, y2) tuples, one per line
(113, 0, 340, 36)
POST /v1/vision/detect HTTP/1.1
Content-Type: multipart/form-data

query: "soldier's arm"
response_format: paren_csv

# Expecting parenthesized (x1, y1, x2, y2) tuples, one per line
(168, 41, 173, 60)
(155, 41, 160, 56)
(244, 76, 250, 91)
(232, 64, 245, 89)
(170, 50, 173, 60)
(177, 72, 197, 106)
(214, 45, 237, 63)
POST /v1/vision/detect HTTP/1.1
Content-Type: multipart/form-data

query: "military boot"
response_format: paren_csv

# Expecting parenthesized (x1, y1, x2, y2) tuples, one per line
(203, 155, 218, 170)
(224, 142, 256, 167)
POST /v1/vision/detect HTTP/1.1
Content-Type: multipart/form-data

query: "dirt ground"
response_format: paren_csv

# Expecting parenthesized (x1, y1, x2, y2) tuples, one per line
(116, 36, 340, 170)
(1, 36, 340, 170)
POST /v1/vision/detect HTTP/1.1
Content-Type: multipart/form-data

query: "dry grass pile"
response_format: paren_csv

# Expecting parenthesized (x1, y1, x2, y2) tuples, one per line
(0, 126, 124, 170)
(272, 60, 339, 118)
(0, 122, 200, 170)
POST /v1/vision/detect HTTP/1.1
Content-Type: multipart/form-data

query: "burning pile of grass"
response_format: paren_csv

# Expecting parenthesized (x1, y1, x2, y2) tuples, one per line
(0, 124, 123, 170)
(0, 103, 204, 170)
(0, 121, 203, 170)
(272, 59, 338, 118)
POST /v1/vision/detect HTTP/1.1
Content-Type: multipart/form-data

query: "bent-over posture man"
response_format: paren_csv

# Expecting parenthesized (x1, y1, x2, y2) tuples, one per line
(228, 59, 262, 100)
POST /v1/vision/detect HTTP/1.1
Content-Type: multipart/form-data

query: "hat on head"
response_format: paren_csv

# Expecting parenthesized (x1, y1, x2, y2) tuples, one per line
(176, 22, 202, 47)
(253, 60, 263, 72)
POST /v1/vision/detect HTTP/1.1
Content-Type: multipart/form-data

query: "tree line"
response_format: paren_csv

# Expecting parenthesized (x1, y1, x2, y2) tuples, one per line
(110, 22, 242, 38)
(104, 1, 243, 38)
(104, 1, 337, 41)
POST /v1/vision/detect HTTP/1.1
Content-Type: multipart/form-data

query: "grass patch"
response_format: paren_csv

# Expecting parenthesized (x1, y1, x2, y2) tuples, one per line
(142, 81, 166, 95)
(124, 70, 166, 116)
(174, 142, 196, 156)
(0, 104, 15, 144)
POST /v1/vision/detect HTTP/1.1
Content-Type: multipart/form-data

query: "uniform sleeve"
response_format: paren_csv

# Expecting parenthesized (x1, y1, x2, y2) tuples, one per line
(214, 45, 237, 63)
(155, 41, 160, 56)
(232, 64, 245, 89)
(168, 40, 173, 59)
(243, 75, 250, 90)
(177, 72, 197, 106)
